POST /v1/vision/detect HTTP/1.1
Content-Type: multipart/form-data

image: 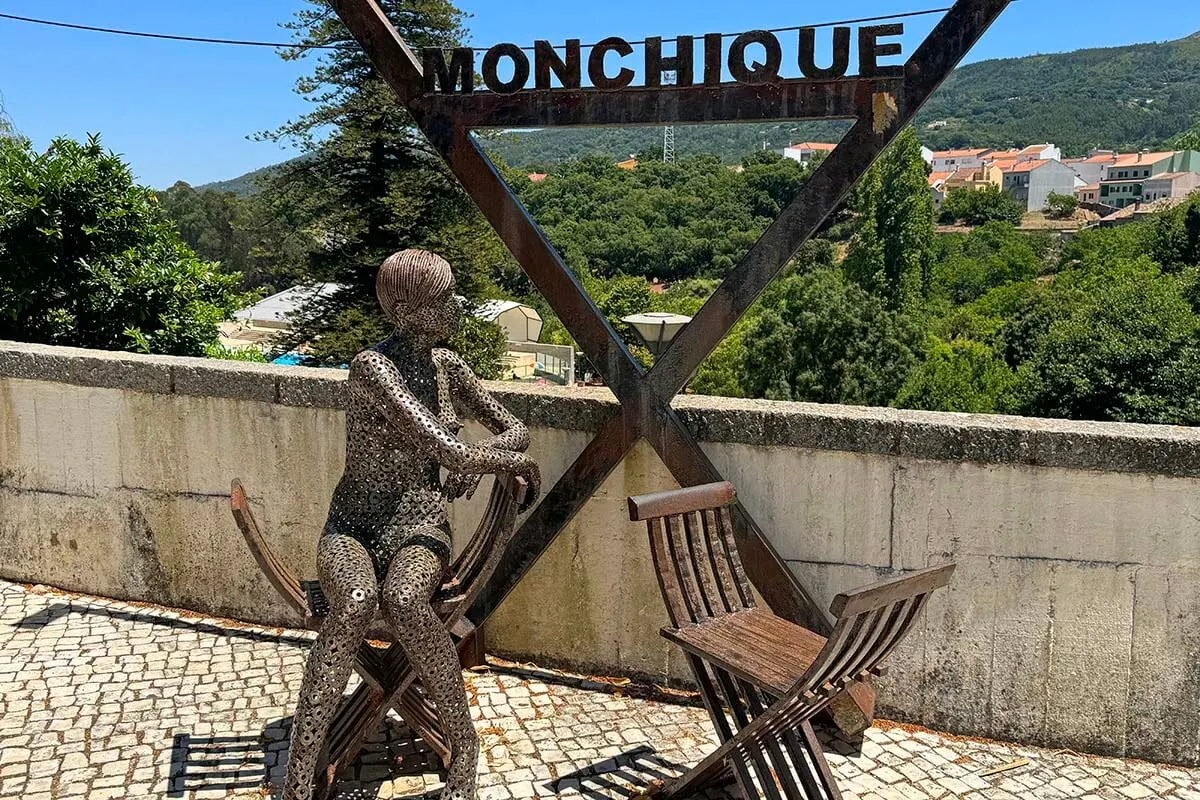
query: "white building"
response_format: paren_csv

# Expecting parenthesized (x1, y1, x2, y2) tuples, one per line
(472, 300, 543, 343)
(929, 148, 994, 172)
(220, 283, 342, 354)
(782, 142, 837, 164)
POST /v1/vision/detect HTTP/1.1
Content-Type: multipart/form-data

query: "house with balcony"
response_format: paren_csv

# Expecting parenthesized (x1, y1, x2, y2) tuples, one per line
(929, 147, 993, 172)
(1001, 159, 1085, 212)
(1097, 151, 1200, 208)
(944, 162, 1003, 193)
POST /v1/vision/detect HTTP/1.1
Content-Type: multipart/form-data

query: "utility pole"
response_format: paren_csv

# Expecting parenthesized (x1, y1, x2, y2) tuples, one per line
(662, 70, 676, 163)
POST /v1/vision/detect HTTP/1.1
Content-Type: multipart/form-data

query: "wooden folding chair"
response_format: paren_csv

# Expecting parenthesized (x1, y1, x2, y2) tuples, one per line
(231, 475, 526, 795)
(628, 482, 953, 800)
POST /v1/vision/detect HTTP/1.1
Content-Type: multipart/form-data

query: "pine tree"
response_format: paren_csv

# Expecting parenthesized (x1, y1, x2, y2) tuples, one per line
(259, 0, 507, 367)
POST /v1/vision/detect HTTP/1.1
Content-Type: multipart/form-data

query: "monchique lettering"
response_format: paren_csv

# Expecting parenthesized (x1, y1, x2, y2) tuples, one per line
(728, 30, 782, 84)
(422, 47, 474, 93)
(798, 26, 851, 79)
(587, 36, 635, 90)
(645, 35, 694, 87)
(534, 39, 581, 90)
(482, 43, 530, 94)
(423, 24, 905, 94)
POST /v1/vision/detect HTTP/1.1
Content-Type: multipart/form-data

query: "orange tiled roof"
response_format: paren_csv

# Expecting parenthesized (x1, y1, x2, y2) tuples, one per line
(1111, 151, 1174, 167)
(528, 172, 548, 183)
(928, 170, 954, 187)
(932, 148, 992, 159)
(1006, 159, 1049, 173)
(788, 141, 838, 151)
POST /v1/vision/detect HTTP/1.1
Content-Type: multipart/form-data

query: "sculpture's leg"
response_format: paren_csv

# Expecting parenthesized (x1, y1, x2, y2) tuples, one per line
(381, 537, 478, 800)
(283, 534, 379, 800)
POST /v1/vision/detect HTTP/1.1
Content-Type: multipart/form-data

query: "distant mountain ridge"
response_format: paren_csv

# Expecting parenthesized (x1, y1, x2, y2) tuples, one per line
(196, 33, 1200, 187)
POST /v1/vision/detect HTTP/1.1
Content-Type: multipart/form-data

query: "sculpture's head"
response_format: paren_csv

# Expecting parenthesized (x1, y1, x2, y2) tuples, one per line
(376, 249, 461, 340)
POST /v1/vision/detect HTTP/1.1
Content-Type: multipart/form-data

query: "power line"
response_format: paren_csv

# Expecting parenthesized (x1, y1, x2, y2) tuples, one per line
(0, 7, 958, 54)
(0, 11, 337, 49)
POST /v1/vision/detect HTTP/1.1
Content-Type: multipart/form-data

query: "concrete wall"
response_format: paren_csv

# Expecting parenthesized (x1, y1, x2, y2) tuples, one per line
(2, 340, 1200, 766)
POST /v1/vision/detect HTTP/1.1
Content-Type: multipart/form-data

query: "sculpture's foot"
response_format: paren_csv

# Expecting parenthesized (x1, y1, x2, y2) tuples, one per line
(438, 742, 479, 800)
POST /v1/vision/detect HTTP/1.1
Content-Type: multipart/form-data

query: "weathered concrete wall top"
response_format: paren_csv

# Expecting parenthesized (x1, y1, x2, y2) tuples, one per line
(3, 339, 1200, 768)
(5, 339, 1200, 476)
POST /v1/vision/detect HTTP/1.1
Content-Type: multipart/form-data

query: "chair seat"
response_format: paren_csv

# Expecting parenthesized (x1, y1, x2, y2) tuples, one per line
(662, 608, 827, 697)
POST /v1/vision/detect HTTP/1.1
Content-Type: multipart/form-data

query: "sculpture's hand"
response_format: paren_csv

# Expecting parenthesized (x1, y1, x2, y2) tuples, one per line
(443, 471, 483, 501)
(512, 454, 541, 513)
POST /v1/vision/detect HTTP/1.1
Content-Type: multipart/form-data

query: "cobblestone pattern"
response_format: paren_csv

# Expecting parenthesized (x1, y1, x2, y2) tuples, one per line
(0, 580, 1197, 800)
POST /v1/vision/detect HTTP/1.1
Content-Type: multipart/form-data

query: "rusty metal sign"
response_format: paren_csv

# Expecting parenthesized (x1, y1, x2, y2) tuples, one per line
(329, 0, 1009, 654)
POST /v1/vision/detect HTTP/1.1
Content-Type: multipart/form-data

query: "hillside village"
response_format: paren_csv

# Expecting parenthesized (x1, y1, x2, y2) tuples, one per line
(523, 139, 1200, 232)
(920, 142, 1200, 223)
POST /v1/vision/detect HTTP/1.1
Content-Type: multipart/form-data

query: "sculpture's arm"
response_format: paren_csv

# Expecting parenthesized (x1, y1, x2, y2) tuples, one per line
(435, 349, 529, 454)
(351, 351, 533, 478)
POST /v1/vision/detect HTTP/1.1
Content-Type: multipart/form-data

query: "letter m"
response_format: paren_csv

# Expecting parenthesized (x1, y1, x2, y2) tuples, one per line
(422, 47, 475, 93)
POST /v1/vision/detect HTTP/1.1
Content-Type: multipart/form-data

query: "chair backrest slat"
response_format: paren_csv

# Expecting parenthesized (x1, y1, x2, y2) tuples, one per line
(648, 517, 691, 628)
(684, 511, 725, 618)
(666, 514, 711, 622)
(701, 508, 750, 612)
(715, 506, 755, 609)
(440, 475, 524, 604)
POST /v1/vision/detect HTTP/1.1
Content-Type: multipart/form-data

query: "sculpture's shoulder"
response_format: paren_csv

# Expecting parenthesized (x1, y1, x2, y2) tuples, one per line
(349, 348, 402, 389)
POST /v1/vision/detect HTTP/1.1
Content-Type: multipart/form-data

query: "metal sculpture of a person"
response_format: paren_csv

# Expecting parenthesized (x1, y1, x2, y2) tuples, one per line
(283, 249, 542, 800)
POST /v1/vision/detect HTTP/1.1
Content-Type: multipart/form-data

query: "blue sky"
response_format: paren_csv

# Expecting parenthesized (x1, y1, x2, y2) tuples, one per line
(0, 1, 1197, 188)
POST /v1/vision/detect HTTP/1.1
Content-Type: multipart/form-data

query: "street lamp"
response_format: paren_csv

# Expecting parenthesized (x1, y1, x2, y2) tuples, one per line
(621, 312, 692, 357)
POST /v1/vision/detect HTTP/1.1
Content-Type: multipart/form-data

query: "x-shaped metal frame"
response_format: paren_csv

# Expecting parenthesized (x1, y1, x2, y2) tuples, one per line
(331, 0, 1009, 723)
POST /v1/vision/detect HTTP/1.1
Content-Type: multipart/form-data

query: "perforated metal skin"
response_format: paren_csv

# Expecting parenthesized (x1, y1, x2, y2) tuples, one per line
(283, 250, 541, 800)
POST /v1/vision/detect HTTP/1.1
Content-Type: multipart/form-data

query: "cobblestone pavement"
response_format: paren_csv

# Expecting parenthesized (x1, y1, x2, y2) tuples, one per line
(1, 579, 1197, 800)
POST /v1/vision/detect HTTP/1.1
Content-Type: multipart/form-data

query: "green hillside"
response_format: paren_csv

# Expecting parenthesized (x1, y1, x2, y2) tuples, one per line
(916, 33, 1200, 154)
(199, 32, 1200, 184)
(489, 33, 1200, 168)
(195, 160, 289, 196)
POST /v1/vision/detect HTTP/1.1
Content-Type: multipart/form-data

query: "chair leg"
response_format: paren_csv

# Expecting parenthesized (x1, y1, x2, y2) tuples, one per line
(315, 682, 385, 795)
(394, 685, 452, 767)
(796, 722, 842, 800)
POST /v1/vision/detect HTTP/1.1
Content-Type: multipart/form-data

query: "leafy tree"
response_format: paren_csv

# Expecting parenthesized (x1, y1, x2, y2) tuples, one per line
(895, 337, 1015, 413)
(939, 185, 1023, 226)
(516, 154, 802, 282)
(1045, 191, 1079, 218)
(844, 128, 934, 309)
(260, 0, 508, 374)
(157, 181, 309, 292)
(450, 315, 508, 380)
(1168, 122, 1200, 151)
(1146, 195, 1200, 272)
(0, 135, 250, 356)
(931, 222, 1043, 303)
(742, 268, 920, 405)
(1002, 257, 1200, 423)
